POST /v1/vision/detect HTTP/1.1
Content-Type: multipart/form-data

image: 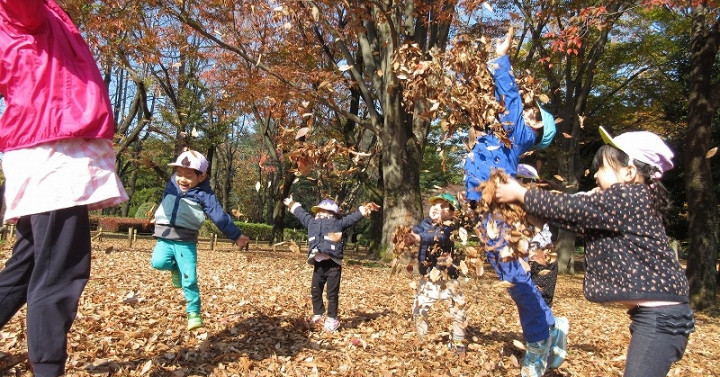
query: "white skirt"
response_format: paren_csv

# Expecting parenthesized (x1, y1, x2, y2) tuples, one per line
(2, 138, 129, 221)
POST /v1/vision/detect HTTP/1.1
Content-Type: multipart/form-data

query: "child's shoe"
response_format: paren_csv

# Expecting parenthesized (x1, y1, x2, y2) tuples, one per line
(521, 337, 551, 377)
(448, 340, 467, 358)
(171, 269, 181, 288)
(323, 317, 340, 332)
(548, 316, 569, 369)
(307, 314, 323, 329)
(187, 312, 203, 330)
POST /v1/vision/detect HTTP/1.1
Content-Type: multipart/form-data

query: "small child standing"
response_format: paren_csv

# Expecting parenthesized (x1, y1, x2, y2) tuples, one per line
(404, 193, 467, 356)
(495, 127, 695, 377)
(151, 150, 250, 330)
(517, 164, 559, 308)
(283, 195, 378, 332)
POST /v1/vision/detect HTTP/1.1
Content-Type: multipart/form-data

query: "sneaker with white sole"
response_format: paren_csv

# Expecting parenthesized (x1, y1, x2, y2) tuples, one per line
(307, 314, 323, 329)
(521, 337, 551, 377)
(187, 312, 203, 331)
(323, 317, 340, 332)
(448, 340, 467, 357)
(548, 316, 569, 369)
(171, 269, 181, 288)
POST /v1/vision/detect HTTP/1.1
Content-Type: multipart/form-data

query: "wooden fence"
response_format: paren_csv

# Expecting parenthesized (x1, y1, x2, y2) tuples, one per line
(1, 224, 367, 253)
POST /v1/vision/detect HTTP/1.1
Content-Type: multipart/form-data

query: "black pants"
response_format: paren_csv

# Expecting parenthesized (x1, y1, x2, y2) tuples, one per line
(311, 259, 341, 318)
(624, 303, 694, 377)
(0, 206, 91, 377)
(529, 261, 558, 308)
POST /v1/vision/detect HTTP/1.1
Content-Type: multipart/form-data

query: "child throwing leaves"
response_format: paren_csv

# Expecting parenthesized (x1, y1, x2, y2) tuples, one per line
(284, 196, 379, 332)
(151, 150, 250, 331)
(405, 193, 467, 356)
(462, 26, 567, 377)
(495, 127, 695, 377)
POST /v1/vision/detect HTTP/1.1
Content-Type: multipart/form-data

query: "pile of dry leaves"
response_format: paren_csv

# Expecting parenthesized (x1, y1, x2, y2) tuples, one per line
(0, 240, 718, 377)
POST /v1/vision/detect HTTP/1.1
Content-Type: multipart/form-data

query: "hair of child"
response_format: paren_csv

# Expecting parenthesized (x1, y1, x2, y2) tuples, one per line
(591, 144, 672, 224)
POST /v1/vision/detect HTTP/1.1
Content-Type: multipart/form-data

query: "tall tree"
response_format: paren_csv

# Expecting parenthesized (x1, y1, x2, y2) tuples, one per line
(169, 0, 455, 249)
(684, 3, 719, 310)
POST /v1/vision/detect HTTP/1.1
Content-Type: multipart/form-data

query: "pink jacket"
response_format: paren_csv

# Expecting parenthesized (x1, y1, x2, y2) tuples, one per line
(0, 0, 114, 152)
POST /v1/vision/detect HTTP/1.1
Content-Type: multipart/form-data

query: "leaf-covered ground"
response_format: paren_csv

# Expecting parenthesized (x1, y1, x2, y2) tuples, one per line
(1, 240, 718, 377)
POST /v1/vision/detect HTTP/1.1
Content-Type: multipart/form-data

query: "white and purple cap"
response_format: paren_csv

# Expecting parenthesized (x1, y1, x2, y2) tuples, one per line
(599, 126, 674, 179)
(311, 199, 340, 215)
(516, 163, 540, 180)
(168, 150, 209, 173)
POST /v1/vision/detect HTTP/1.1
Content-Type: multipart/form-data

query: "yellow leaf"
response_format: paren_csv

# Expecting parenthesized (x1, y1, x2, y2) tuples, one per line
(296, 127, 310, 139)
(140, 359, 152, 375)
(458, 227, 468, 244)
(493, 280, 515, 289)
(512, 339, 526, 350)
(706, 147, 718, 159)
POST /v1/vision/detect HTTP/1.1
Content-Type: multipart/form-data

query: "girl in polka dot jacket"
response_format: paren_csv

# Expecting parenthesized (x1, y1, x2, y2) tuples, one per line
(494, 127, 695, 377)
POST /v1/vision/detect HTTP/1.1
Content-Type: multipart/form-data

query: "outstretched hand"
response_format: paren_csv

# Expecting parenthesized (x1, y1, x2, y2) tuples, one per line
(404, 232, 420, 246)
(496, 26, 515, 57)
(236, 234, 250, 250)
(283, 195, 294, 207)
(494, 177, 527, 204)
(364, 202, 381, 212)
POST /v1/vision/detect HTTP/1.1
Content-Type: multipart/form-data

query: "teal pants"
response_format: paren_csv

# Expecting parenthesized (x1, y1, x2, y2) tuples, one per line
(151, 239, 200, 314)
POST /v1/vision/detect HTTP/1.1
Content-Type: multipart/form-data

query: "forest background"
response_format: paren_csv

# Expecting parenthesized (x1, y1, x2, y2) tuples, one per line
(2, 1, 716, 310)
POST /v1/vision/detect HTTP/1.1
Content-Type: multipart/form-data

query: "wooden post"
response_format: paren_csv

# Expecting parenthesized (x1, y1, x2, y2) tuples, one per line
(211, 234, 217, 251)
(127, 227, 133, 248)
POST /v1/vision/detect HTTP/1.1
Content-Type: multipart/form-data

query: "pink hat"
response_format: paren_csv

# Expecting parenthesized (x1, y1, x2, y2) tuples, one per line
(311, 199, 340, 214)
(168, 150, 209, 173)
(599, 127, 674, 178)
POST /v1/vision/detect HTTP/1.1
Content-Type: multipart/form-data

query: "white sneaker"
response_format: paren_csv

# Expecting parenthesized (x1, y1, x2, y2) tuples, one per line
(323, 317, 340, 332)
(548, 317, 569, 369)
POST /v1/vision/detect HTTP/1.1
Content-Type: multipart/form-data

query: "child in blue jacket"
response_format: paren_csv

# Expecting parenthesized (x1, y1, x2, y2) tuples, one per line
(462, 27, 567, 377)
(284, 195, 379, 332)
(405, 193, 467, 356)
(151, 150, 249, 331)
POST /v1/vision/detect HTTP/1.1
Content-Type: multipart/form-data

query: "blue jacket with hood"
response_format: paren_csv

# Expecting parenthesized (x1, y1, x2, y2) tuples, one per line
(153, 175, 242, 242)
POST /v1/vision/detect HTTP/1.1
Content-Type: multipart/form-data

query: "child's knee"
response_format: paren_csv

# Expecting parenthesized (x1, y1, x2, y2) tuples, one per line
(150, 256, 173, 270)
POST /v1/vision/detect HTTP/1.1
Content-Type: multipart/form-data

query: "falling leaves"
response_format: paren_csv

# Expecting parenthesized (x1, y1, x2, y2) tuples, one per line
(393, 34, 550, 143)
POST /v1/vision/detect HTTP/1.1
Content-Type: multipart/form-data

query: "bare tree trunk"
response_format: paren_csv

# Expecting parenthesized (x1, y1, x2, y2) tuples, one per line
(379, 93, 423, 251)
(684, 6, 719, 310)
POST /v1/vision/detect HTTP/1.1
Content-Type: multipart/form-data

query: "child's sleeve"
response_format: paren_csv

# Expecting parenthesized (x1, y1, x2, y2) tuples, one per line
(524, 188, 626, 234)
(288, 203, 314, 228)
(340, 209, 366, 229)
(0, 0, 47, 32)
(202, 193, 242, 241)
(415, 220, 451, 246)
(487, 55, 536, 151)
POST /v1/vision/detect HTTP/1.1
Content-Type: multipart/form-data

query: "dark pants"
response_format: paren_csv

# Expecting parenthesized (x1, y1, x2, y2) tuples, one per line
(529, 261, 558, 308)
(311, 259, 341, 318)
(0, 206, 91, 377)
(624, 303, 694, 377)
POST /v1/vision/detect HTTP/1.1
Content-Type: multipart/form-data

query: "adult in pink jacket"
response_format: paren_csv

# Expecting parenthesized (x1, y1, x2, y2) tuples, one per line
(0, 1, 127, 376)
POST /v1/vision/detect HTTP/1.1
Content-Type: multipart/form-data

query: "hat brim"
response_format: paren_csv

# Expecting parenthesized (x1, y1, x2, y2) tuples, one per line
(428, 195, 459, 210)
(311, 206, 339, 214)
(535, 102, 556, 149)
(599, 126, 619, 148)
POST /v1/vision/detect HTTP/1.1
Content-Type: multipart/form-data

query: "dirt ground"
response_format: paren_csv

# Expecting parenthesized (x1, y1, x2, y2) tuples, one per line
(0, 240, 718, 377)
